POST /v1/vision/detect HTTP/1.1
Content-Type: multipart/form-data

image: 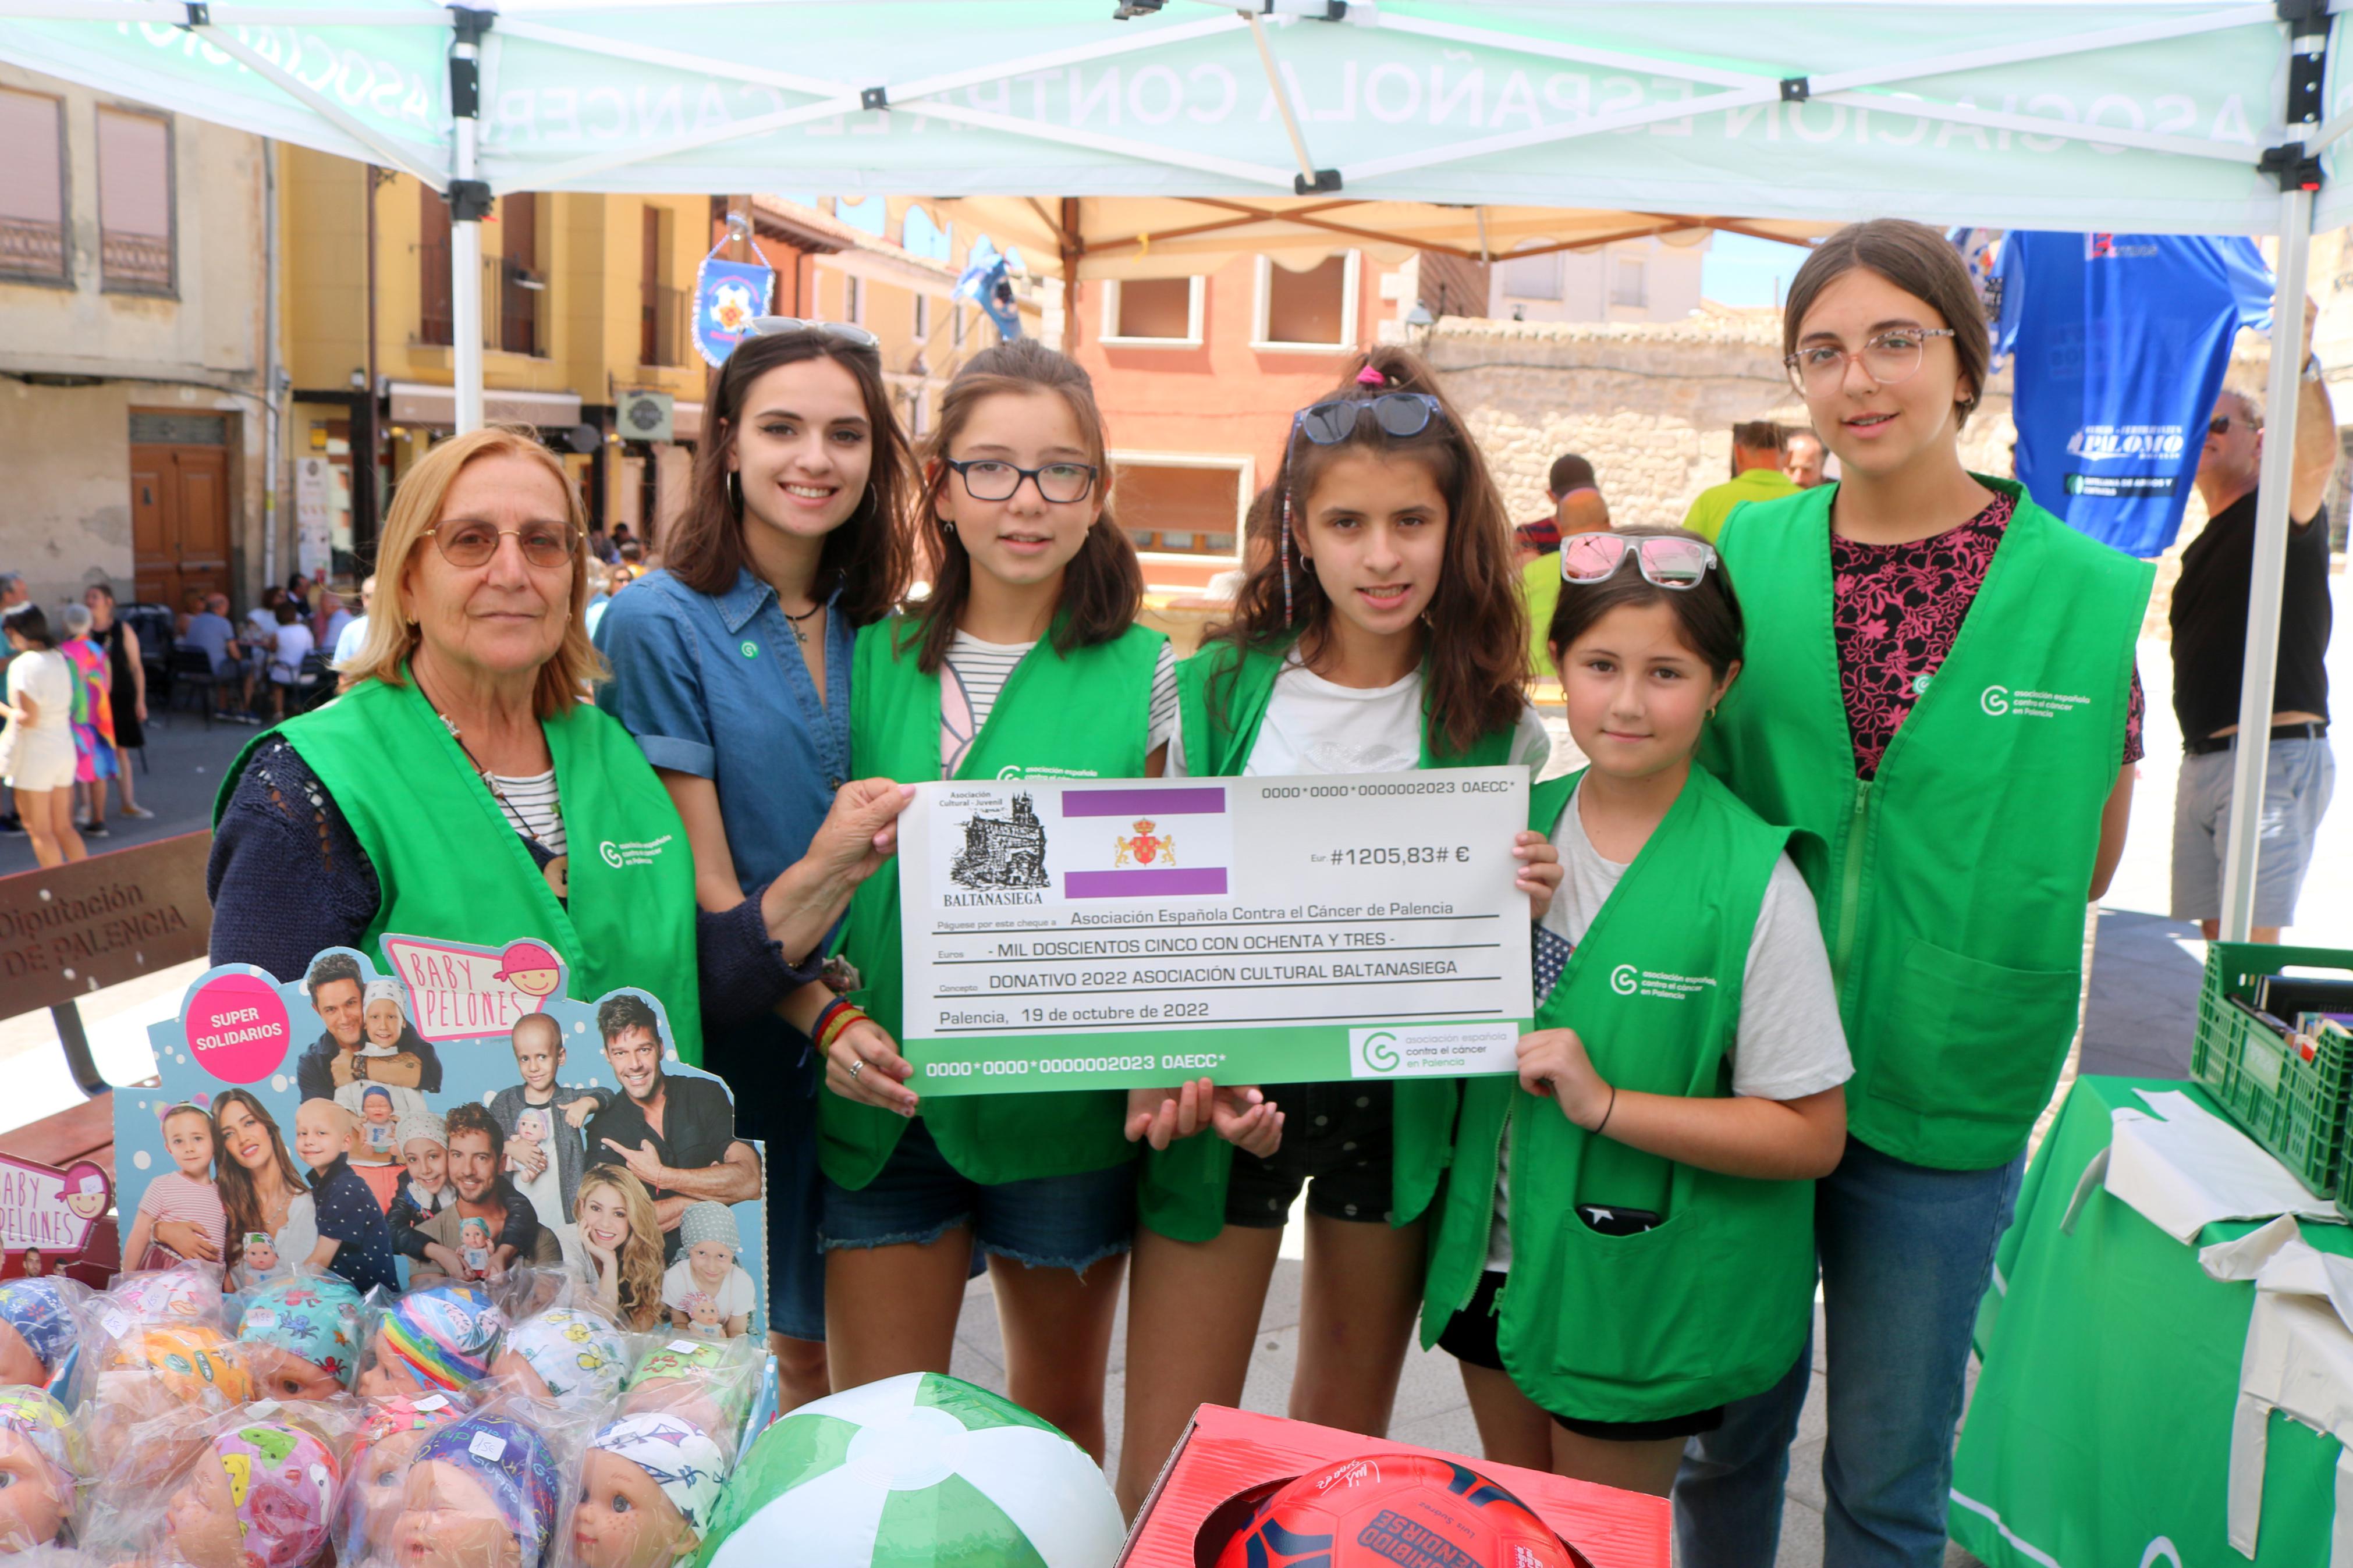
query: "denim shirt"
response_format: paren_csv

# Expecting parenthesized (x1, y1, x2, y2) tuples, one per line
(594, 566, 853, 892)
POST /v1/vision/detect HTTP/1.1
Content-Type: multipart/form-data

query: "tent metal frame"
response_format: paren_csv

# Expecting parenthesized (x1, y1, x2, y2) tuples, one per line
(1, 0, 2340, 940)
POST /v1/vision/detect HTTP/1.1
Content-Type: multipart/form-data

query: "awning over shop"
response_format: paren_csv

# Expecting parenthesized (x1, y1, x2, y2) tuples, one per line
(388, 382, 583, 431)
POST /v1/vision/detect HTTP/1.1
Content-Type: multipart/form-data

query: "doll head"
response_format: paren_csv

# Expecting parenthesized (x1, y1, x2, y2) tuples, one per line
(106, 1322, 251, 1410)
(461, 1218, 494, 1251)
(164, 1422, 339, 1568)
(676, 1204, 738, 1286)
(236, 1275, 367, 1398)
(619, 1343, 748, 1455)
(0, 1277, 80, 1389)
(571, 1415, 730, 1568)
(362, 1087, 395, 1124)
(0, 1387, 84, 1551)
(111, 1259, 225, 1325)
(489, 1307, 628, 1413)
(342, 1392, 470, 1561)
(357, 1284, 506, 1398)
(396, 1416, 560, 1568)
(238, 1233, 282, 1284)
(362, 980, 408, 1055)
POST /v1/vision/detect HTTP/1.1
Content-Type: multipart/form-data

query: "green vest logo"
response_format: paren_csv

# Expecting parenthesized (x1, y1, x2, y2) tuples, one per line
(1610, 963, 1640, 995)
(1360, 1030, 1401, 1072)
(1982, 684, 2093, 720)
(598, 835, 673, 869)
(740, 640, 758, 659)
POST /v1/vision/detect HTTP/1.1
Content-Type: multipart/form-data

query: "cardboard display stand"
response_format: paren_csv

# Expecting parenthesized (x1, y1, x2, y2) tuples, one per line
(1123, 1406, 1670, 1568)
(114, 933, 769, 1334)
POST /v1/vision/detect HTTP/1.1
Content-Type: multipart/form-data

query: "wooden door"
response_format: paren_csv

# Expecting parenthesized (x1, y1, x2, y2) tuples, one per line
(129, 412, 231, 607)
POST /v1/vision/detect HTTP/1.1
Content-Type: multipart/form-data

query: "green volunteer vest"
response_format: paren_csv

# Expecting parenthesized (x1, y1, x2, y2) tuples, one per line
(217, 674, 704, 1060)
(1699, 477, 2152, 1169)
(1419, 769, 1815, 1423)
(822, 614, 1167, 1189)
(1137, 637, 1517, 1242)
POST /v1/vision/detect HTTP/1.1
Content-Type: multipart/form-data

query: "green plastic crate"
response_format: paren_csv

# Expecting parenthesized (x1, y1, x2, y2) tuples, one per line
(2189, 941, 2353, 1199)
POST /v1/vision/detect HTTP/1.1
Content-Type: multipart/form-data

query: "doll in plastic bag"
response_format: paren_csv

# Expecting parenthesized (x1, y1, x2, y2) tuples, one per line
(568, 1414, 729, 1568)
(356, 1284, 506, 1398)
(489, 1309, 627, 1416)
(104, 1261, 225, 1328)
(387, 1414, 560, 1568)
(0, 1279, 86, 1397)
(615, 1341, 755, 1459)
(83, 1322, 252, 1485)
(236, 1275, 368, 1400)
(148, 1418, 340, 1568)
(338, 1391, 471, 1565)
(0, 1387, 84, 1553)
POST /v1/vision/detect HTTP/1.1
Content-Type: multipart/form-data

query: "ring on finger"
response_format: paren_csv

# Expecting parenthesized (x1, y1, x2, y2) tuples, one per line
(849, 1057, 865, 1080)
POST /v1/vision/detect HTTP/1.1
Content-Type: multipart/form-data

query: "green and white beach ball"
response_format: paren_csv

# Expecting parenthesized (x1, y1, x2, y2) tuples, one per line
(696, 1372, 1125, 1568)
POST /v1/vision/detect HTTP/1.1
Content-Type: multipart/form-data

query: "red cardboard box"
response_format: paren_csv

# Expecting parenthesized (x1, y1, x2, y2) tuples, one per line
(1120, 1405, 1670, 1568)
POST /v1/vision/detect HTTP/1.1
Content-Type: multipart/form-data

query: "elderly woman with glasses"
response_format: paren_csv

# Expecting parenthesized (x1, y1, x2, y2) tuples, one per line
(207, 426, 913, 1089)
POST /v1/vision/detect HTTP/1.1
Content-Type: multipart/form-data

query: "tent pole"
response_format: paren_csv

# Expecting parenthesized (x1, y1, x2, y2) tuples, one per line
(2216, 183, 2313, 942)
(449, 13, 489, 435)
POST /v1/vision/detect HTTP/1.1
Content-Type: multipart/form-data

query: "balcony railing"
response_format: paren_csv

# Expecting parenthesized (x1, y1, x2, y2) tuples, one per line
(101, 227, 172, 292)
(0, 216, 66, 281)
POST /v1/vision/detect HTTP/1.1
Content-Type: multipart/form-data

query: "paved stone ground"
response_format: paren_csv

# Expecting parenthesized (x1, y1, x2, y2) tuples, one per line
(4, 581, 2345, 1565)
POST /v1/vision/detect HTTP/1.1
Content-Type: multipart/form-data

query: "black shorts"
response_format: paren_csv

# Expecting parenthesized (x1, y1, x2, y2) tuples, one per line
(1224, 1081, 1396, 1228)
(1436, 1270, 1724, 1442)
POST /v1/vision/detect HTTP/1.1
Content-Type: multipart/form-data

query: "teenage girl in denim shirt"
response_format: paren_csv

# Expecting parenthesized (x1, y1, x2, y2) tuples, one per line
(596, 322, 915, 1409)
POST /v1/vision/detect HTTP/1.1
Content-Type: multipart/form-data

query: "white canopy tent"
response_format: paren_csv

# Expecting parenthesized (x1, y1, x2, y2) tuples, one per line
(1, 0, 2344, 940)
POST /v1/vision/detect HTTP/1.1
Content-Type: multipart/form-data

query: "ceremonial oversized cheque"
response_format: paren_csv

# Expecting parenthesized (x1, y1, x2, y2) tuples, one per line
(896, 770, 1535, 1095)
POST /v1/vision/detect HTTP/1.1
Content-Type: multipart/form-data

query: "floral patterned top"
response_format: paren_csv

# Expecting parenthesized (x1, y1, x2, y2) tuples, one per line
(1831, 490, 2145, 781)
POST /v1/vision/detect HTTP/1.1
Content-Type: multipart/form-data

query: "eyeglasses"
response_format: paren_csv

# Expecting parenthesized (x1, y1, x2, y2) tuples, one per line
(1294, 392, 1445, 446)
(2209, 414, 2258, 436)
(1560, 534, 1719, 590)
(748, 317, 882, 354)
(424, 521, 580, 570)
(943, 457, 1098, 504)
(1783, 328, 1958, 392)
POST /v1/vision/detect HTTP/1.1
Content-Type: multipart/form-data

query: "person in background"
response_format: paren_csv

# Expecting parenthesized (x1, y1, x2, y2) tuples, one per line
(333, 576, 375, 668)
(322, 585, 357, 657)
(58, 603, 116, 840)
(1683, 422, 1800, 543)
(265, 600, 316, 721)
(583, 560, 614, 640)
(609, 522, 636, 562)
(0, 573, 22, 834)
(1198, 487, 1279, 605)
(184, 593, 245, 719)
(1521, 454, 1613, 678)
(2, 603, 84, 866)
(2171, 301, 2337, 943)
(176, 588, 204, 639)
(84, 584, 150, 819)
(1786, 428, 1829, 489)
(587, 526, 612, 563)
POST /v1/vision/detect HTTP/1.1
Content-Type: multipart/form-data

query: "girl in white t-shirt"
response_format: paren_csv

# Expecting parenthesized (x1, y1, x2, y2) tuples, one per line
(265, 602, 315, 721)
(1116, 346, 1564, 1510)
(661, 1201, 757, 1339)
(2, 604, 86, 867)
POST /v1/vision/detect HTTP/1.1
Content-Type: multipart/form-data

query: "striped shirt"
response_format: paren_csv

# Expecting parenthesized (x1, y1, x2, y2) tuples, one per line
(487, 769, 566, 855)
(941, 632, 1178, 777)
(133, 1171, 228, 1263)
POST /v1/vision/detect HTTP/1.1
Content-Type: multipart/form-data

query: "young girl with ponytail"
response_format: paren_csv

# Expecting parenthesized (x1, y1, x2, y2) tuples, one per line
(1116, 345, 1563, 1510)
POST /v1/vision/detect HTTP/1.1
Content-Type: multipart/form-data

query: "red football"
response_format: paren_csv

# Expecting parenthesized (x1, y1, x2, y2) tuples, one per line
(1212, 1453, 1585, 1568)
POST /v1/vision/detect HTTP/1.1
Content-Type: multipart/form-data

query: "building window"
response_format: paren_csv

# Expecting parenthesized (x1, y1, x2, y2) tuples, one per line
(844, 273, 865, 326)
(1112, 456, 1250, 558)
(97, 106, 173, 294)
(0, 88, 66, 284)
(953, 302, 968, 348)
(640, 204, 682, 367)
(498, 192, 544, 357)
(1252, 253, 1358, 352)
(418, 182, 453, 346)
(1100, 276, 1202, 347)
(914, 292, 931, 342)
(1498, 246, 1560, 301)
(1610, 254, 1647, 309)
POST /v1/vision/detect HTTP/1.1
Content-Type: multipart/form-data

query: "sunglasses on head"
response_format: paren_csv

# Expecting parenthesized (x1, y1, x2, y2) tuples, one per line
(1293, 392, 1445, 446)
(748, 317, 882, 354)
(1560, 534, 1719, 590)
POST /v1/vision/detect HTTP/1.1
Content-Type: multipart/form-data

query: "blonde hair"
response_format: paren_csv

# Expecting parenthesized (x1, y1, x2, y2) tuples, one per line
(574, 1165, 666, 1331)
(342, 426, 604, 717)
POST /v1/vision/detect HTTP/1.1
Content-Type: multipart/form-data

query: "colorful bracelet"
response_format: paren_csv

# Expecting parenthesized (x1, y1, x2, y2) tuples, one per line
(814, 998, 869, 1056)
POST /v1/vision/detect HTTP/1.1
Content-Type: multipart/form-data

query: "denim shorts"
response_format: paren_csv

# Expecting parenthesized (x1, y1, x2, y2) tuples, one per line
(1225, 1080, 1396, 1228)
(819, 1117, 1135, 1272)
